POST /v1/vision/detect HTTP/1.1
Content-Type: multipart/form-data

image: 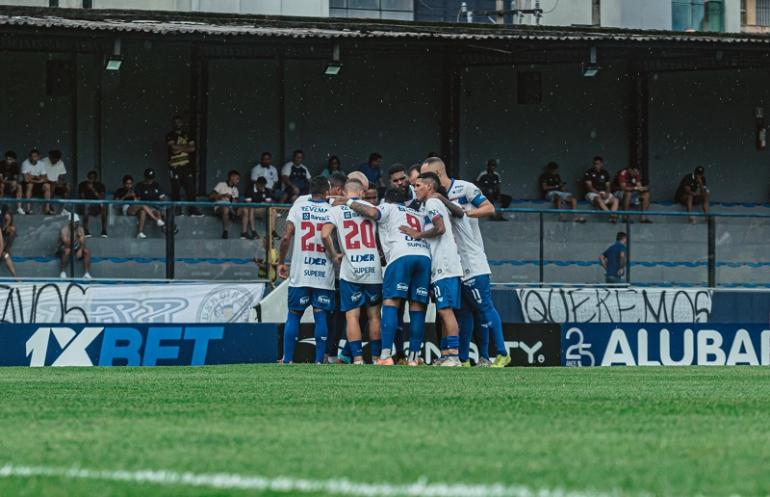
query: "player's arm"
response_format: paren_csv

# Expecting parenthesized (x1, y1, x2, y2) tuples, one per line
(618, 250, 626, 275)
(347, 200, 379, 221)
(432, 193, 464, 218)
(321, 223, 343, 265)
(467, 198, 495, 219)
(277, 221, 295, 280)
(400, 213, 444, 239)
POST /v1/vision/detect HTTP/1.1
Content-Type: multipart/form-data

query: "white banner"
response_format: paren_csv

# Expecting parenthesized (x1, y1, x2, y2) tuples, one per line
(516, 287, 714, 324)
(0, 282, 266, 323)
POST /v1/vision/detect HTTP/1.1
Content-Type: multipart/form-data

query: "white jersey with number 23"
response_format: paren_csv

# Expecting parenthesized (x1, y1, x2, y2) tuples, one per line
(286, 197, 335, 290)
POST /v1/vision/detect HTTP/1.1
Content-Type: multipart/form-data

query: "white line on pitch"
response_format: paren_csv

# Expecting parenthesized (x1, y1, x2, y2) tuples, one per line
(0, 464, 636, 497)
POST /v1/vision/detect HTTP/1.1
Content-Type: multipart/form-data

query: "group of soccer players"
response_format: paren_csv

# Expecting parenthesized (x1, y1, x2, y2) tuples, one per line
(277, 157, 511, 367)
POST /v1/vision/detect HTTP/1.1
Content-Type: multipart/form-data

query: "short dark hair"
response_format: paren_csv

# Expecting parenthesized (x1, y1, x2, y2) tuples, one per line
(426, 151, 439, 158)
(593, 156, 603, 163)
(329, 172, 347, 188)
(87, 170, 98, 179)
(408, 164, 422, 176)
(49, 150, 62, 162)
(122, 174, 134, 183)
(292, 149, 304, 157)
(369, 153, 382, 163)
(383, 186, 405, 204)
(29, 148, 40, 156)
(487, 159, 497, 167)
(694, 166, 705, 175)
(4, 151, 17, 160)
(617, 231, 627, 241)
(546, 161, 559, 171)
(328, 155, 341, 168)
(388, 164, 407, 177)
(310, 175, 330, 196)
(227, 169, 240, 178)
(418, 172, 441, 192)
(256, 176, 267, 185)
(261, 151, 271, 159)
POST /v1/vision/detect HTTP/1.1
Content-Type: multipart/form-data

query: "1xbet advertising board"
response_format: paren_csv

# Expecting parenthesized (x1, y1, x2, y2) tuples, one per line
(0, 324, 277, 367)
(281, 322, 560, 366)
(562, 324, 770, 366)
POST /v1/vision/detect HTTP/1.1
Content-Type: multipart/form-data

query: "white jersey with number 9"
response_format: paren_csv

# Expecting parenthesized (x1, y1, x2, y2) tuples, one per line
(375, 202, 430, 265)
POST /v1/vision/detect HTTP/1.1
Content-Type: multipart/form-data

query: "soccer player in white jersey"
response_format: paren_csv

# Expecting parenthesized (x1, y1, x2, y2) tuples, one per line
(339, 187, 432, 366)
(321, 178, 383, 365)
(278, 176, 335, 364)
(400, 172, 465, 367)
(421, 157, 511, 368)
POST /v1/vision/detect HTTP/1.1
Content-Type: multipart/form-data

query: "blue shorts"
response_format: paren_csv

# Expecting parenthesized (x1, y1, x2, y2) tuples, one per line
(461, 274, 493, 311)
(339, 280, 382, 312)
(287, 286, 335, 312)
(432, 277, 462, 310)
(382, 255, 431, 304)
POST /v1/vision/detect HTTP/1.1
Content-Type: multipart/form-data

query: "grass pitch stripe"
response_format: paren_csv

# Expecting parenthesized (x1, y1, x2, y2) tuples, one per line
(0, 464, 625, 497)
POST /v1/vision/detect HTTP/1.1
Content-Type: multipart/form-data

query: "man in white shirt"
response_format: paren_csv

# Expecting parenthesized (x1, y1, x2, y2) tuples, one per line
(43, 149, 70, 215)
(250, 152, 279, 190)
(21, 149, 49, 215)
(280, 149, 311, 203)
(208, 170, 247, 240)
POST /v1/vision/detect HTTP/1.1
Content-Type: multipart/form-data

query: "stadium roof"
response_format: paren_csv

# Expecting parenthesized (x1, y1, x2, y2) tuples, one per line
(0, 5, 769, 47)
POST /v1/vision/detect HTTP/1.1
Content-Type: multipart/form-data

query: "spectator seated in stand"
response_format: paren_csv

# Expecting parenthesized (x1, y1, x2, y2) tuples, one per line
(539, 162, 585, 223)
(58, 214, 91, 280)
(242, 176, 276, 240)
(612, 165, 652, 223)
(583, 156, 619, 222)
(280, 149, 311, 203)
(0, 151, 23, 211)
(133, 168, 171, 239)
(209, 170, 249, 240)
(77, 170, 108, 238)
(0, 204, 17, 278)
(321, 155, 344, 178)
(114, 174, 138, 216)
(21, 148, 49, 215)
(44, 149, 70, 215)
(250, 151, 279, 191)
(676, 166, 710, 224)
(476, 159, 511, 220)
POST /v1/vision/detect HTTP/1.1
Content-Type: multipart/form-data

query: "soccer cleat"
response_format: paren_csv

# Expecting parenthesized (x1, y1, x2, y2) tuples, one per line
(396, 358, 408, 366)
(137, 232, 147, 239)
(406, 360, 420, 366)
(441, 357, 462, 367)
(432, 356, 446, 367)
(491, 354, 511, 368)
(376, 357, 395, 366)
(477, 357, 493, 368)
(461, 361, 471, 368)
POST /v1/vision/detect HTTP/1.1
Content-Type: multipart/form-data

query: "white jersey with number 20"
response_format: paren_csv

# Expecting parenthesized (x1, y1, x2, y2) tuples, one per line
(375, 202, 430, 265)
(286, 197, 335, 290)
(326, 201, 383, 284)
(422, 197, 463, 282)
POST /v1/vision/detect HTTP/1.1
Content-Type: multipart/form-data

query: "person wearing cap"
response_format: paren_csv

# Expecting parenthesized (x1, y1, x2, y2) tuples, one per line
(134, 168, 171, 239)
(58, 214, 91, 280)
(676, 166, 710, 223)
(77, 170, 108, 238)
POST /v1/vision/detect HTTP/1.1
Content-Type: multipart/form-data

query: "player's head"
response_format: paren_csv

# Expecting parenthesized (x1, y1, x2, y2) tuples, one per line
(328, 172, 347, 196)
(408, 164, 422, 186)
(486, 158, 497, 172)
(415, 172, 440, 201)
(420, 157, 447, 183)
(347, 171, 370, 191)
(344, 178, 365, 199)
(546, 161, 559, 174)
(593, 156, 604, 170)
(227, 169, 240, 186)
(383, 186, 405, 205)
(616, 231, 627, 243)
(309, 175, 330, 199)
(388, 164, 408, 188)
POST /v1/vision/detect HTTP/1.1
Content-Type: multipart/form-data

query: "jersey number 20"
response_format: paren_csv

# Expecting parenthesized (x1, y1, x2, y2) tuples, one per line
(343, 220, 375, 249)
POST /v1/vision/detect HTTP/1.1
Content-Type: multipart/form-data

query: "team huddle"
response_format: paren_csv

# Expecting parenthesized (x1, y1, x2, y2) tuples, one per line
(278, 157, 511, 367)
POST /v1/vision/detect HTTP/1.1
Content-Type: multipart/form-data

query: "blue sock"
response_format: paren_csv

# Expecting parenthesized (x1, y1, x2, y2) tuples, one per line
(446, 335, 459, 356)
(283, 312, 301, 363)
(479, 322, 490, 360)
(370, 339, 382, 358)
(341, 340, 351, 358)
(349, 340, 363, 360)
(457, 309, 473, 362)
(408, 309, 426, 361)
(380, 305, 399, 358)
(484, 305, 507, 356)
(440, 337, 448, 351)
(394, 325, 405, 355)
(313, 310, 328, 363)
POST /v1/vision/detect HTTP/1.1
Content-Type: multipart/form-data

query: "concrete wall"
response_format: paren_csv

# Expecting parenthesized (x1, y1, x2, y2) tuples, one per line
(458, 62, 631, 199)
(648, 68, 770, 202)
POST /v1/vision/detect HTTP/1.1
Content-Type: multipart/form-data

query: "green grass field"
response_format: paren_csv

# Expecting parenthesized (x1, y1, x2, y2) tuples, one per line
(1, 365, 770, 497)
